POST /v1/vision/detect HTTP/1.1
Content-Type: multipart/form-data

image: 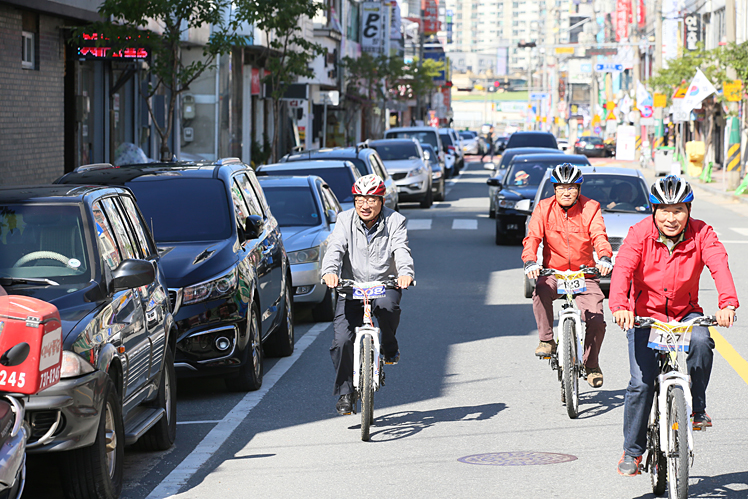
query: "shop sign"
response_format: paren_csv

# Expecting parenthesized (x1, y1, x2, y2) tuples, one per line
(723, 80, 743, 102)
(586, 48, 617, 56)
(653, 93, 667, 108)
(422, 0, 440, 35)
(361, 2, 383, 53)
(251, 68, 261, 95)
(78, 33, 149, 60)
(555, 47, 575, 54)
(684, 13, 701, 51)
(615, 0, 630, 41)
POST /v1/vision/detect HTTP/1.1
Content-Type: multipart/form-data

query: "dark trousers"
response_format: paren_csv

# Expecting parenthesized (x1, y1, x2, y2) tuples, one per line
(330, 289, 401, 396)
(623, 311, 714, 456)
(533, 275, 606, 369)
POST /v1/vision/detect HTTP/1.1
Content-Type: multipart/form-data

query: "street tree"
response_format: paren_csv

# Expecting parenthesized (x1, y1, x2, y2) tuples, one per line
(81, 0, 246, 161)
(235, 0, 324, 162)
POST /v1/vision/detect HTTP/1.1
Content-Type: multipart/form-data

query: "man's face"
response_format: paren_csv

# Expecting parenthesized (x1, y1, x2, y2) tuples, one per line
(655, 203, 689, 238)
(355, 195, 383, 224)
(554, 184, 580, 207)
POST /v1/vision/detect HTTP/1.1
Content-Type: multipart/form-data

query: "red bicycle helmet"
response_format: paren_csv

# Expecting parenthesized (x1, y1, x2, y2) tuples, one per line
(352, 174, 386, 197)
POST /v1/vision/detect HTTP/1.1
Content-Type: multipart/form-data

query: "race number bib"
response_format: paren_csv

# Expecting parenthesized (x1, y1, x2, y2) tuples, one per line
(352, 284, 386, 300)
(555, 271, 586, 295)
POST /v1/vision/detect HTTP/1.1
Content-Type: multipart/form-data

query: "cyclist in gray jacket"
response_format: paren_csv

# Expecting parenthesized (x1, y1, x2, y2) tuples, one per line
(322, 174, 415, 415)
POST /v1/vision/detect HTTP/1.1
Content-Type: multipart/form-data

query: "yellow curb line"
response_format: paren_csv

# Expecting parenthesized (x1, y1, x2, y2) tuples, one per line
(711, 326, 748, 386)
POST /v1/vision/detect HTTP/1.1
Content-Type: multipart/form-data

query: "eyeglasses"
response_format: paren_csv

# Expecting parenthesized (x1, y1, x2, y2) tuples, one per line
(555, 185, 580, 192)
(355, 196, 381, 206)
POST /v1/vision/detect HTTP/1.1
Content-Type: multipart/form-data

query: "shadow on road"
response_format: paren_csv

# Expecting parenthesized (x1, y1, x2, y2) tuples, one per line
(576, 388, 626, 419)
(632, 470, 748, 498)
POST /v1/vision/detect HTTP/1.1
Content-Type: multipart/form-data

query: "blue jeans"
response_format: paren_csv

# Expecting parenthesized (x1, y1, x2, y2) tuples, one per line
(623, 312, 715, 457)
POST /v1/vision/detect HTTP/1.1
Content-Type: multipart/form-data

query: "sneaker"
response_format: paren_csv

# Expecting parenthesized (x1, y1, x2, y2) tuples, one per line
(692, 412, 712, 430)
(535, 340, 557, 357)
(384, 350, 400, 365)
(617, 453, 642, 476)
(335, 394, 353, 416)
(586, 366, 604, 388)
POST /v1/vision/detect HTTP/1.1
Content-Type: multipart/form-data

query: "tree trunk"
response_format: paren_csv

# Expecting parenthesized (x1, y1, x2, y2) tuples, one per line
(271, 98, 281, 164)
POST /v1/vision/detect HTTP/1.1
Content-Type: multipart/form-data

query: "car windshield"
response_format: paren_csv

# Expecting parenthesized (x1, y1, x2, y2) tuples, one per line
(262, 186, 320, 227)
(579, 137, 604, 145)
(386, 131, 438, 148)
(507, 134, 557, 149)
(0, 204, 92, 285)
(439, 133, 454, 146)
(371, 143, 420, 160)
(266, 168, 355, 202)
(127, 178, 233, 242)
(460, 132, 475, 139)
(539, 174, 652, 214)
(505, 162, 555, 188)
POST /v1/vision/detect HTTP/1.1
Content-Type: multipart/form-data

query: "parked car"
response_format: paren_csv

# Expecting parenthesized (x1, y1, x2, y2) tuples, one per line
(486, 146, 561, 218)
(420, 143, 446, 201)
(488, 153, 591, 245)
(280, 145, 399, 211)
(258, 175, 341, 322)
(57, 159, 294, 393)
(368, 138, 434, 208)
(439, 128, 465, 173)
(459, 131, 480, 155)
(505, 131, 559, 150)
(257, 160, 361, 211)
(574, 136, 607, 157)
(384, 126, 448, 177)
(518, 166, 652, 297)
(0, 184, 175, 497)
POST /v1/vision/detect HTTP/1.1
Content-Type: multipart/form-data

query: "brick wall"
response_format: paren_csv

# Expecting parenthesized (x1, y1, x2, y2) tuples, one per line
(0, 5, 65, 186)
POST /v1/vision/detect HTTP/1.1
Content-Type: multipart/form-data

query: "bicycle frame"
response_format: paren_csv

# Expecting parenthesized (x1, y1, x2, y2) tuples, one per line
(345, 281, 387, 393)
(555, 289, 584, 375)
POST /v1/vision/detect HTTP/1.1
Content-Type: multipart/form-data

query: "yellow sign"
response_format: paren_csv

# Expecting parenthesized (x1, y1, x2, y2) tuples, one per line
(723, 80, 743, 102)
(555, 47, 575, 54)
(592, 114, 601, 125)
(672, 86, 687, 99)
(653, 93, 667, 108)
(605, 101, 616, 110)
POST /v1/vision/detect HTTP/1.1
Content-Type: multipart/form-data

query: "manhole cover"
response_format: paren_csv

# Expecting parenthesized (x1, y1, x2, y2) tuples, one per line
(457, 451, 578, 466)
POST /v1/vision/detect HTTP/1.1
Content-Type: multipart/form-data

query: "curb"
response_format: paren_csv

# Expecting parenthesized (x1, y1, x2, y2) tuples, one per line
(687, 178, 748, 205)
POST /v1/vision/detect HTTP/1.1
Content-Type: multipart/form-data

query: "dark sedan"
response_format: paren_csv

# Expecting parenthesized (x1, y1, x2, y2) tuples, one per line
(574, 136, 607, 157)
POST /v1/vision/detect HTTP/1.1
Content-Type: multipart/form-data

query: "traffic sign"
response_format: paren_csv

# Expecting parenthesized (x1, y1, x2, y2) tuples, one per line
(594, 63, 624, 72)
(653, 93, 667, 108)
(529, 92, 549, 100)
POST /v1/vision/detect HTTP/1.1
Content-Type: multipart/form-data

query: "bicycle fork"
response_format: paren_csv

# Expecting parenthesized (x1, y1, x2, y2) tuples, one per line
(653, 372, 695, 458)
(555, 308, 584, 371)
(352, 327, 382, 391)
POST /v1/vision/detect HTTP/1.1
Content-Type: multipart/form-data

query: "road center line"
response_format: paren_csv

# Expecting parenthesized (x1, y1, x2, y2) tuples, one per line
(711, 327, 748, 386)
(176, 420, 222, 425)
(147, 322, 331, 499)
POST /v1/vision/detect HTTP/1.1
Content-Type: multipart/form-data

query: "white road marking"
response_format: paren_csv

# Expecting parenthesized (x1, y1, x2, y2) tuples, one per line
(407, 219, 432, 230)
(452, 219, 478, 230)
(720, 240, 748, 244)
(176, 420, 222, 425)
(146, 322, 331, 499)
(730, 228, 748, 236)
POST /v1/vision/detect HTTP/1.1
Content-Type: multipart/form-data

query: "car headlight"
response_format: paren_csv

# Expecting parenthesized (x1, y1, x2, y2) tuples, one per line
(288, 246, 320, 265)
(497, 198, 517, 209)
(60, 351, 96, 379)
(407, 166, 425, 178)
(183, 269, 238, 305)
(432, 170, 443, 179)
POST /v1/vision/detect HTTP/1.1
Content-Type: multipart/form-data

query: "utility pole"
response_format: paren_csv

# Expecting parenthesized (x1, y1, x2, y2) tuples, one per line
(725, 0, 741, 189)
(631, 0, 641, 162)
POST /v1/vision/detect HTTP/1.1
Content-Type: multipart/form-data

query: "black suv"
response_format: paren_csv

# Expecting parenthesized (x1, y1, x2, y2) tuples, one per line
(0, 185, 175, 498)
(57, 159, 293, 393)
(280, 145, 399, 210)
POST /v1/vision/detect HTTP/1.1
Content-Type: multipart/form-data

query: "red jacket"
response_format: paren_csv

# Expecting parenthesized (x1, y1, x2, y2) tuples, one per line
(609, 216, 739, 321)
(521, 195, 612, 271)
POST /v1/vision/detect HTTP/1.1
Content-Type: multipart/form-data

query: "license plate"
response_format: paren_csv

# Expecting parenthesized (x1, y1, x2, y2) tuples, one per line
(555, 271, 586, 294)
(585, 144, 595, 149)
(507, 224, 518, 230)
(352, 285, 386, 299)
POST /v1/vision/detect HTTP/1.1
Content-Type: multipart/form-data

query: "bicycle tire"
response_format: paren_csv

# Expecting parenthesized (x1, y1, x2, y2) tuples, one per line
(666, 386, 689, 499)
(648, 397, 667, 496)
(561, 318, 579, 419)
(361, 334, 373, 441)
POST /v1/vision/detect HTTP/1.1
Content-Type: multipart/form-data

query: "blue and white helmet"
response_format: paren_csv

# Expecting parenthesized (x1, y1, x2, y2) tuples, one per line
(550, 163, 584, 184)
(649, 175, 694, 205)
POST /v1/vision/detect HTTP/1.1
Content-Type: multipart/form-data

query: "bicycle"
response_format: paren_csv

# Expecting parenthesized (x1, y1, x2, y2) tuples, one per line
(537, 266, 601, 419)
(634, 315, 733, 499)
(335, 278, 412, 441)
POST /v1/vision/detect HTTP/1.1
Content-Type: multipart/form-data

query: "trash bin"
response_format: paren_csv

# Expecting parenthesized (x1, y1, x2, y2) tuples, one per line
(654, 146, 675, 176)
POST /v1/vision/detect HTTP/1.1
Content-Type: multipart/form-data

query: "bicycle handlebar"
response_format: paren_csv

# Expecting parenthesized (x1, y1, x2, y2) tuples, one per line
(322, 278, 416, 290)
(633, 315, 737, 328)
(538, 266, 601, 277)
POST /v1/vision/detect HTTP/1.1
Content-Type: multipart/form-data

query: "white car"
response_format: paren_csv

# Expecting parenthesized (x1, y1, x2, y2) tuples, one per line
(460, 131, 480, 155)
(369, 138, 434, 208)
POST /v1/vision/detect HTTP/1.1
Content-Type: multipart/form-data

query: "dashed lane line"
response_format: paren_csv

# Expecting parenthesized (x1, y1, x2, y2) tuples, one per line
(730, 228, 748, 236)
(711, 327, 748, 386)
(407, 219, 432, 230)
(452, 219, 478, 230)
(146, 322, 331, 499)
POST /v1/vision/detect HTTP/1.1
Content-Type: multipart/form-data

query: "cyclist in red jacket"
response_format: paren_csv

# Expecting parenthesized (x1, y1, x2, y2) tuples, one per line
(609, 175, 739, 476)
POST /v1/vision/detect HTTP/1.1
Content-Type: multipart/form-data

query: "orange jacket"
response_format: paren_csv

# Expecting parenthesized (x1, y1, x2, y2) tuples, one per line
(521, 195, 612, 271)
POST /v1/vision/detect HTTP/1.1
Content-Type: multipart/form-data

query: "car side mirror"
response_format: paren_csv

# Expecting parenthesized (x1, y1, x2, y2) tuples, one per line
(326, 209, 337, 224)
(111, 259, 156, 292)
(484, 162, 496, 171)
(242, 215, 265, 241)
(514, 198, 533, 215)
(486, 177, 502, 187)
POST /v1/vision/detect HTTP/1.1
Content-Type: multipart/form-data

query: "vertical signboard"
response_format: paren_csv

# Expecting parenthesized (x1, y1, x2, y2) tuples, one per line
(662, 0, 679, 67)
(445, 9, 453, 44)
(422, 0, 440, 35)
(615, 0, 629, 41)
(637, 0, 646, 29)
(684, 13, 701, 51)
(361, 2, 383, 53)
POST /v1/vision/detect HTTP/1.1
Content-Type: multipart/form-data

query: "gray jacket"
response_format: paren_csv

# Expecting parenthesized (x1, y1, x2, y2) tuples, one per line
(320, 207, 415, 285)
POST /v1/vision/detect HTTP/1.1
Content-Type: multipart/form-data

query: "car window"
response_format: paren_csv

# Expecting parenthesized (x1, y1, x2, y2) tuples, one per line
(369, 154, 391, 180)
(92, 201, 122, 270)
(119, 195, 154, 258)
(371, 142, 420, 160)
(110, 198, 146, 260)
(316, 179, 333, 213)
(507, 133, 558, 149)
(262, 186, 320, 227)
(230, 179, 252, 231)
(321, 183, 342, 212)
(539, 175, 652, 213)
(505, 163, 552, 187)
(101, 198, 137, 260)
(385, 130, 438, 149)
(235, 174, 263, 217)
(439, 132, 454, 146)
(263, 167, 356, 203)
(244, 170, 272, 214)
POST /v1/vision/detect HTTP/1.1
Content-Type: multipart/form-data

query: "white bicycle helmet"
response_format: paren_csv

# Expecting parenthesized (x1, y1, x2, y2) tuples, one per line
(352, 174, 386, 197)
(550, 163, 584, 184)
(649, 175, 694, 205)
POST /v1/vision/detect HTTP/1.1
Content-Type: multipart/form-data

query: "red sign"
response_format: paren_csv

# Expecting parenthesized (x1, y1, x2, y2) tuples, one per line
(441, 86, 451, 110)
(638, 0, 646, 29)
(421, 0, 440, 35)
(78, 32, 149, 60)
(615, 0, 629, 41)
(251, 67, 261, 95)
(428, 110, 438, 127)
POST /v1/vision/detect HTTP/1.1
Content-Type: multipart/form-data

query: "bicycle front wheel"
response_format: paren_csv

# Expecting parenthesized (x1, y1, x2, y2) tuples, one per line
(648, 397, 666, 496)
(360, 334, 374, 441)
(666, 386, 689, 499)
(561, 318, 579, 419)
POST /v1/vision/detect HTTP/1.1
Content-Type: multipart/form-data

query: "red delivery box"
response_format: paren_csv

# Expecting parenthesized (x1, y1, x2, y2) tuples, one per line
(0, 295, 63, 395)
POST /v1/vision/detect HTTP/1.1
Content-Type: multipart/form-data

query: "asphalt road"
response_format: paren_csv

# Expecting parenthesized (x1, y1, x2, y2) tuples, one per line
(25, 158, 748, 498)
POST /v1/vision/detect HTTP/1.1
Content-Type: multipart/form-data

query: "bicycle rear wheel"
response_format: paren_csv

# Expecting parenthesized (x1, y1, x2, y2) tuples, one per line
(360, 334, 373, 441)
(666, 386, 689, 499)
(561, 318, 579, 419)
(648, 397, 667, 496)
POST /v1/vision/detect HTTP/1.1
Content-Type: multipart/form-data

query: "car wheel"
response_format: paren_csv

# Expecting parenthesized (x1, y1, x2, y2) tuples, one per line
(434, 178, 445, 201)
(312, 286, 337, 322)
(225, 302, 263, 391)
(135, 346, 177, 451)
(265, 278, 295, 357)
(60, 376, 124, 499)
(419, 185, 433, 208)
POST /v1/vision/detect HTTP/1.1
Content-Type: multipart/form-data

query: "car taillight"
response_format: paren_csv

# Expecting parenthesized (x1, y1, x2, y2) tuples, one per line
(594, 144, 604, 148)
